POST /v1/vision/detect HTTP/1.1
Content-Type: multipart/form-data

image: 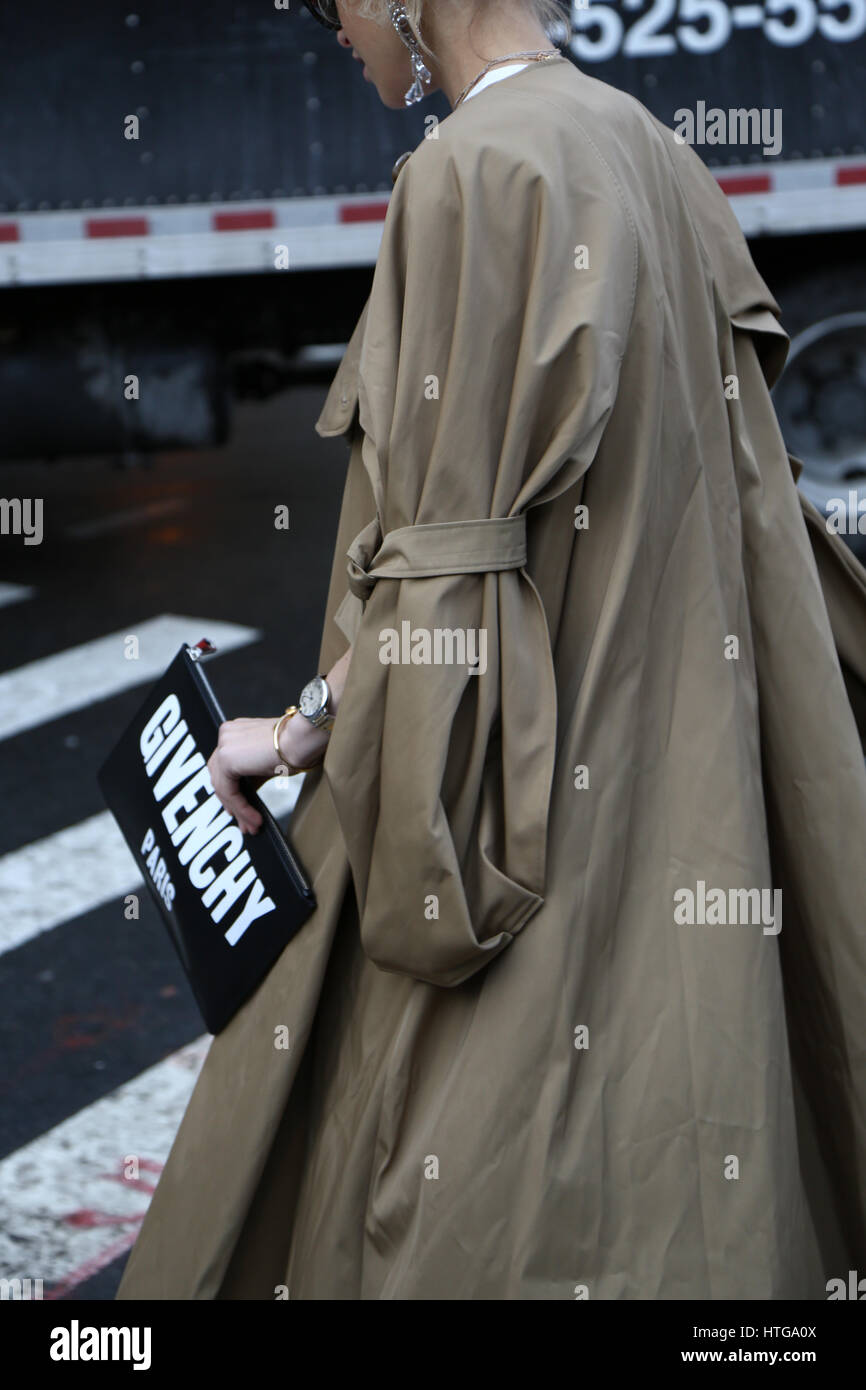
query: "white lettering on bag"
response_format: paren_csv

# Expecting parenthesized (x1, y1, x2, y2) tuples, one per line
(139, 695, 276, 944)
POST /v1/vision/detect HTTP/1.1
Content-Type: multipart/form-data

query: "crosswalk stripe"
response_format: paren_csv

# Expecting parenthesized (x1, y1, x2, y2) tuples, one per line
(0, 610, 309, 1296)
(0, 613, 260, 741)
(0, 1035, 211, 1298)
(0, 774, 303, 958)
(0, 582, 36, 609)
(0, 811, 140, 957)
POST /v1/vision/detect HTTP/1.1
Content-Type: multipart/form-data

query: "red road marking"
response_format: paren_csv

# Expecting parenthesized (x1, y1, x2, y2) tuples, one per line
(63, 1208, 145, 1228)
(43, 1231, 141, 1300)
(44, 1156, 164, 1296)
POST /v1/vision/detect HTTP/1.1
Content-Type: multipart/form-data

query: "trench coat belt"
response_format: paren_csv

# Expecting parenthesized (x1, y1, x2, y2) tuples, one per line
(345, 515, 527, 601)
(331, 506, 556, 980)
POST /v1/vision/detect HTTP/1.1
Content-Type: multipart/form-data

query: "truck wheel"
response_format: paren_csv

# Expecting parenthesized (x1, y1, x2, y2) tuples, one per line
(772, 266, 866, 562)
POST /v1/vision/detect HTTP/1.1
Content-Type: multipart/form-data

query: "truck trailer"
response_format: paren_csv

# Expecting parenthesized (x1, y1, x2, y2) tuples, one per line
(1, 0, 864, 552)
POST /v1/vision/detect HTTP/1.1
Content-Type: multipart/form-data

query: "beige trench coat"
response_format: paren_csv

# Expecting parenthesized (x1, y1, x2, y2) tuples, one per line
(117, 57, 866, 1300)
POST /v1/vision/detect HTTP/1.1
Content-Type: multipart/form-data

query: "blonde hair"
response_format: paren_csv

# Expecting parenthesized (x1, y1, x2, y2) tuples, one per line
(356, 0, 567, 59)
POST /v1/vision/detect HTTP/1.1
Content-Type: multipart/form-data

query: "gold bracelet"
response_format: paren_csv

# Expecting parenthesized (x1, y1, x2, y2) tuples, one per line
(273, 706, 320, 775)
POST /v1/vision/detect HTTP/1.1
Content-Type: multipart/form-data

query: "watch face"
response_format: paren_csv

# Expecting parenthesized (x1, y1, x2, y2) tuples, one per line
(299, 676, 326, 718)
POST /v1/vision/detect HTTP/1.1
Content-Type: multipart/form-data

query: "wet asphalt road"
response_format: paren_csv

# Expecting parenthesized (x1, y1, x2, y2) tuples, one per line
(0, 382, 348, 1299)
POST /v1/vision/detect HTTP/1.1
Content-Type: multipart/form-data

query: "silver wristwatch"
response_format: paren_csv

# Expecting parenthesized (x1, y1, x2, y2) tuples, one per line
(297, 674, 335, 731)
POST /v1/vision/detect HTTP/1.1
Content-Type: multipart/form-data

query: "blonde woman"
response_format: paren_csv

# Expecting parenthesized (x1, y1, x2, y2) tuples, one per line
(117, 0, 866, 1300)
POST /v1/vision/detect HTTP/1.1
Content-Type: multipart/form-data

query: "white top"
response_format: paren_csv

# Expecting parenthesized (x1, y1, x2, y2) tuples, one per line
(461, 63, 530, 104)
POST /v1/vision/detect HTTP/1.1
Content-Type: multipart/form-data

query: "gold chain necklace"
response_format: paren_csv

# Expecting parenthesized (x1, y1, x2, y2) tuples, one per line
(453, 49, 561, 111)
(392, 50, 563, 184)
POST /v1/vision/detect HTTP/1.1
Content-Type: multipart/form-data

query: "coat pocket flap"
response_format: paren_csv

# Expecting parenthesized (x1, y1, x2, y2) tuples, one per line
(315, 300, 369, 439)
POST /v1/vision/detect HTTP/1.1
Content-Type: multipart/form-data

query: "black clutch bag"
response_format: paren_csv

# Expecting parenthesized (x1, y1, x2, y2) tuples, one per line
(97, 638, 316, 1034)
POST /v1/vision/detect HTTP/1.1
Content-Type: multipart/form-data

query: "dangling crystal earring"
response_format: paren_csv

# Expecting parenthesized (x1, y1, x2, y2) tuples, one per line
(387, 0, 432, 106)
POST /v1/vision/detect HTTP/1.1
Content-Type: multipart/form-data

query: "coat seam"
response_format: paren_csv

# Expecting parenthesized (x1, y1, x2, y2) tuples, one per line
(497, 88, 640, 364)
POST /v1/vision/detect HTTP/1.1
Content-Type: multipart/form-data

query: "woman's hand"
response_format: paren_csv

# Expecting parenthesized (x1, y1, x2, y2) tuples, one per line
(207, 714, 327, 837)
(207, 643, 354, 836)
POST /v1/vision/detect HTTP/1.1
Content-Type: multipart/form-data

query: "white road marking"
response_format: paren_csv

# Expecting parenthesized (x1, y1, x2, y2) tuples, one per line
(0, 811, 140, 957)
(258, 774, 304, 820)
(0, 614, 260, 740)
(0, 1036, 211, 1298)
(0, 582, 36, 609)
(0, 778, 304, 957)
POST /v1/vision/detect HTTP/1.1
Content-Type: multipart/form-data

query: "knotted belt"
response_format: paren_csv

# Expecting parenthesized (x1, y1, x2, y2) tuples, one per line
(345, 514, 528, 600)
(326, 508, 558, 985)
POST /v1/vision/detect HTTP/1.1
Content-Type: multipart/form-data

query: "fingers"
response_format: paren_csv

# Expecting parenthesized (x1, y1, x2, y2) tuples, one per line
(206, 719, 277, 836)
(207, 750, 263, 836)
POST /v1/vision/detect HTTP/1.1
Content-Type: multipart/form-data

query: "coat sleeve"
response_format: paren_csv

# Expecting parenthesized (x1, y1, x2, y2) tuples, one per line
(321, 129, 638, 986)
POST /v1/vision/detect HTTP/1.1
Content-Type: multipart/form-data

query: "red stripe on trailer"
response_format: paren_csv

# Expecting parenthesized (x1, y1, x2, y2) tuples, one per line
(86, 217, 150, 238)
(716, 174, 772, 196)
(0, 223, 19, 242)
(213, 209, 275, 231)
(339, 201, 389, 223)
(836, 165, 866, 186)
